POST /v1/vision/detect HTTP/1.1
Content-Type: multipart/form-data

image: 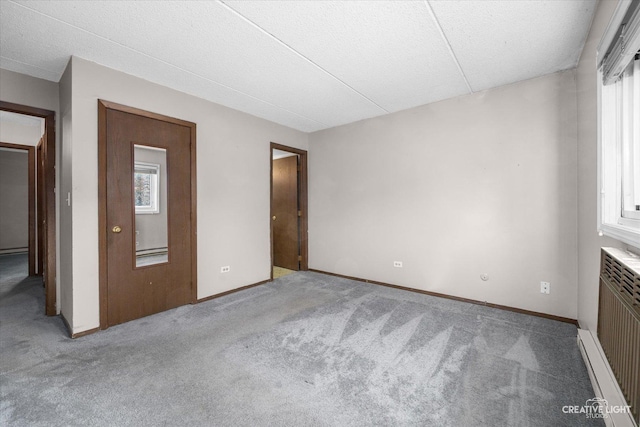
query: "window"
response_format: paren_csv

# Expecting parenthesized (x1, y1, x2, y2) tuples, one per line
(134, 162, 160, 214)
(620, 56, 640, 222)
(598, 0, 640, 248)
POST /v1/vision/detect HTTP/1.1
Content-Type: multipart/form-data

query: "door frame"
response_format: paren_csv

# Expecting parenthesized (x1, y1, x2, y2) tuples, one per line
(0, 142, 35, 274)
(270, 142, 308, 279)
(98, 100, 198, 329)
(0, 101, 56, 316)
(37, 137, 44, 276)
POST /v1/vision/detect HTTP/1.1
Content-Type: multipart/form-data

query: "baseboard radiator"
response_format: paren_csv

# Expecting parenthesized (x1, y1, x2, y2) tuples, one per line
(598, 248, 640, 425)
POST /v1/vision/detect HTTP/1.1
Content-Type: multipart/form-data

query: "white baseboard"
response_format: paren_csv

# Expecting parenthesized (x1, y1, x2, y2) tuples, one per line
(577, 329, 638, 427)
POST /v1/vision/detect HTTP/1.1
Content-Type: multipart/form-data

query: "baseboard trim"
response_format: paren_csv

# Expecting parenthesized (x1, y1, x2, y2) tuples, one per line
(60, 280, 270, 338)
(309, 269, 578, 325)
(71, 327, 100, 339)
(0, 248, 28, 255)
(197, 280, 270, 304)
(57, 277, 272, 338)
(60, 313, 99, 339)
(577, 329, 638, 427)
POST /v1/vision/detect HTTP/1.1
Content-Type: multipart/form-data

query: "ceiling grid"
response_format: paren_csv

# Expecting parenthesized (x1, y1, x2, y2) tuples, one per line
(423, 0, 473, 95)
(218, 0, 390, 115)
(0, 0, 598, 132)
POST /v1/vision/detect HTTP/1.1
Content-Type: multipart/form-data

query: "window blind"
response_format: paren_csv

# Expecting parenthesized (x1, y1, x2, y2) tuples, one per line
(601, 0, 640, 85)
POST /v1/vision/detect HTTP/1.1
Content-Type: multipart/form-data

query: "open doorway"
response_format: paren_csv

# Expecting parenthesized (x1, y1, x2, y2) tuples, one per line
(0, 102, 56, 316)
(0, 142, 36, 272)
(270, 143, 308, 280)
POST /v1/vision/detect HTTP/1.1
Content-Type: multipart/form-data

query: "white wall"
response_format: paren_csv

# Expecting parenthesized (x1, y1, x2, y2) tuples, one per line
(576, 0, 627, 332)
(0, 150, 29, 251)
(309, 70, 579, 319)
(0, 115, 42, 252)
(59, 61, 73, 323)
(0, 68, 61, 312)
(66, 57, 308, 333)
(0, 120, 43, 147)
(4, 6, 626, 332)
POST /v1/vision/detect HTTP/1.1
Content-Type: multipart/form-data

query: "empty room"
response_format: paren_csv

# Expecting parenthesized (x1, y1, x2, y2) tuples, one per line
(1, 0, 639, 426)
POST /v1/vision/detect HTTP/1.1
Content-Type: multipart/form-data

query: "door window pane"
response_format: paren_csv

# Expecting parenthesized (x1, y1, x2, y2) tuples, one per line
(133, 145, 168, 267)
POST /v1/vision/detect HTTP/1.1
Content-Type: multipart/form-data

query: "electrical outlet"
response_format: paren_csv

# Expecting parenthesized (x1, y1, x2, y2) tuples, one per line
(393, 261, 403, 268)
(221, 266, 230, 273)
(540, 281, 550, 294)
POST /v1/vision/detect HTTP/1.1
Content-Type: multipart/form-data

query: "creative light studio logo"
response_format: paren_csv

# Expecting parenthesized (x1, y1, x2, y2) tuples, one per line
(562, 398, 632, 419)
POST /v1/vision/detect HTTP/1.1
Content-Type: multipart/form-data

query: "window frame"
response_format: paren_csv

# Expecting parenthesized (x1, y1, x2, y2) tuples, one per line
(133, 161, 160, 215)
(620, 56, 640, 221)
(597, 10, 640, 248)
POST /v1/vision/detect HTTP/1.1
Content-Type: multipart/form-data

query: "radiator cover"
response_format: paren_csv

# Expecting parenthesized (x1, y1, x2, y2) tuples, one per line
(598, 248, 640, 425)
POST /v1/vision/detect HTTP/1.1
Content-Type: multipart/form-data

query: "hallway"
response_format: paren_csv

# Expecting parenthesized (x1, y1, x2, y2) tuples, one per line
(0, 253, 66, 344)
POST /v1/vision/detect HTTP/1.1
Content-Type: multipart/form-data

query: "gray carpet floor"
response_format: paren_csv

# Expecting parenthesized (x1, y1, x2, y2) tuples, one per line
(1, 253, 602, 426)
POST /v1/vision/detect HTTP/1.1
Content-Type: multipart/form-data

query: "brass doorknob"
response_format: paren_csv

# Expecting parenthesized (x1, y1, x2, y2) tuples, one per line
(112, 225, 122, 233)
(272, 216, 276, 221)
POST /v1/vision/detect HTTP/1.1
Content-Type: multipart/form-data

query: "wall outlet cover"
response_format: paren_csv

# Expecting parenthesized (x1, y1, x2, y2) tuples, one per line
(540, 281, 550, 294)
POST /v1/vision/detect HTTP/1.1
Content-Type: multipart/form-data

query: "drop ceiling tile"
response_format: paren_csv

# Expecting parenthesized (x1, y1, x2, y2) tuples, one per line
(2, 0, 599, 131)
(429, 0, 597, 92)
(2, 1, 327, 131)
(146, 64, 329, 132)
(10, 0, 385, 129)
(0, 56, 61, 82)
(0, 2, 69, 80)
(225, 0, 471, 113)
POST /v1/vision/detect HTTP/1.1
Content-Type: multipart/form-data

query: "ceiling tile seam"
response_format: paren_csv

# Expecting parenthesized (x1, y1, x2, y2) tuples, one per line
(6, 0, 328, 128)
(423, 1, 473, 94)
(0, 55, 61, 77)
(218, 0, 389, 115)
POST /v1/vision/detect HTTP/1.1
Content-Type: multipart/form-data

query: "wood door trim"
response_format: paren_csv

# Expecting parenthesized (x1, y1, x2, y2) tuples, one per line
(270, 143, 308, 280)
(99, 100, 197, 129)
(98, 102, 108, 328)
(0, 101, 56, 316)
(0, 142, 35, 275)
(98, 100, 198, 329)
(27, 146, 35, 276)
(37, 139, 44, 276)
(189, 115, 198, 304)
(0, 101, 53, 118)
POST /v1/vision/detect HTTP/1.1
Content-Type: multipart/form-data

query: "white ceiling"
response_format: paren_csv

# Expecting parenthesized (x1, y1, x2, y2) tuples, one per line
(0, 0, 597, 132)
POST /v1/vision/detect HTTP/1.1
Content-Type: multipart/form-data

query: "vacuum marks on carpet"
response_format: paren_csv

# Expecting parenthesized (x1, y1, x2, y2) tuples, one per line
(224, 282, 599, 426)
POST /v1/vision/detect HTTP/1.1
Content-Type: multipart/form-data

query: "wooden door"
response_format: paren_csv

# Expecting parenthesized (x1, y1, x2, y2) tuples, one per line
(272, 155, 299, 271)
(104, 106, 194, 327)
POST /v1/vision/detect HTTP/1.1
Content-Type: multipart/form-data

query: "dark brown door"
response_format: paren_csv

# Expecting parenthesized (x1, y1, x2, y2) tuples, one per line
(272, 155, 299, 271)
(105, 108, 193, 326)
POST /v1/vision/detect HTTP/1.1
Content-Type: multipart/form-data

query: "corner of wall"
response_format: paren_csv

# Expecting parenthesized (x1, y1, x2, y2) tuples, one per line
(575, 0, 627, 332)
(58, 58, 74, 328)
